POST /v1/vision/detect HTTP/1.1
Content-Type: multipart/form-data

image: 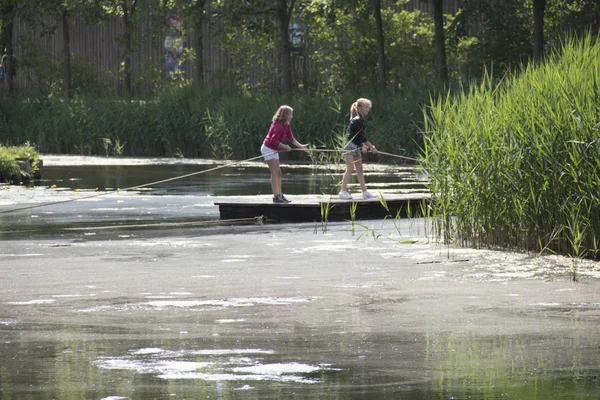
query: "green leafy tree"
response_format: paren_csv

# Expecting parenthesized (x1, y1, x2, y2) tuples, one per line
(544, 0, 600, 46)
(446, 0, 532, 80)
(213, 0, 298, 93)
(100, 0, 167, 95)
(301, 0, 435, 94)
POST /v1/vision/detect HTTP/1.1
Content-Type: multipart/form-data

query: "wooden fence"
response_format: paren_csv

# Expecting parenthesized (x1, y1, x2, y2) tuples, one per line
(10, 1, 463, 93)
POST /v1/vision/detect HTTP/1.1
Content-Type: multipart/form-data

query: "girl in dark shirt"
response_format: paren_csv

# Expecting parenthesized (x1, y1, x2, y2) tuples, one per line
(339, 98, 377, 200)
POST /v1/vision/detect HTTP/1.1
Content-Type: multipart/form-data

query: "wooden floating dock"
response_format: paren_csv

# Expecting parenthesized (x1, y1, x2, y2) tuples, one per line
(215, 194, 431, 223)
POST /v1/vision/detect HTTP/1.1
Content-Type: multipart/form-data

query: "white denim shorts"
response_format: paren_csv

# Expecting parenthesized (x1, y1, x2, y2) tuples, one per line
(261, 144, 279, 161)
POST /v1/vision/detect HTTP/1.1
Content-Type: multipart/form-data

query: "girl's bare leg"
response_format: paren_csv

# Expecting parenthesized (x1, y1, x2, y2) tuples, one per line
(266, 158, 282, 196)
(341, 154, 356, 191)
(354, 159, 367, 192)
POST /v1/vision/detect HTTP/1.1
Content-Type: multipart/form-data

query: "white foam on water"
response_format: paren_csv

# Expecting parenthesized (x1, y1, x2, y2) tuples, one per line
(131, 348, 165, 355)
(127, 239, 215, 248)
(336, 284, 374, 288)
(101, 396, 128, 400)
(234, 385, 254, 390)
(98, 359, 214, 373)
(156, 372, 321, 383)
(0, 253, 44, 257)
(143, 299, 240, 308)
(297, 243, 354, 252)
(8, 299, 55, 305)
(216, 319, 246, 323)
(530, 302, 600, 308)
(190, 349, 275, 355)
(142, 296, 313, 309)
(232, 362, 320, 375)
(76, 305, 122, 313)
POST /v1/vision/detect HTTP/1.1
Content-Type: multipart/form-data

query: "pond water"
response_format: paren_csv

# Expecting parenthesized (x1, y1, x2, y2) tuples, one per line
(1, 156, 599, 400)
(33, 155, 428, 197)
(1, 155, 428, 235)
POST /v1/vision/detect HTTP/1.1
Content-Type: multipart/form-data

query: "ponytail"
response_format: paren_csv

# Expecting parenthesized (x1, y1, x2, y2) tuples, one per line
(349, 102, 359, 119)
(349, 98, 372, 120)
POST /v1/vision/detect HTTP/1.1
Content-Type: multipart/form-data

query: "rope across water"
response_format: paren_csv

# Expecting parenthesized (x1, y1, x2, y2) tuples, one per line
(0, 147, 421, 215)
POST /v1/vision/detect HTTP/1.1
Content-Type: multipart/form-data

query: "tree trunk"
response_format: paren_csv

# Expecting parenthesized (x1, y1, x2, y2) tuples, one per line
(1, 2, 15, 93)
(193, 0, 206, 86)
(122, 1, 133, 95)
(373, 0, 386, 91)
(62, 8, 72, 98)
(594, 1, 600, 35)
(277, 0, 294, 93)
(532, 0, 546, 64)
(432, 0, 448, 83)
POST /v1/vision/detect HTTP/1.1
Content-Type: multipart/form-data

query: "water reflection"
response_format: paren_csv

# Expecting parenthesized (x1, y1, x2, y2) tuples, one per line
(1, 327, 598, 399)
(426, 329, 600, 399)
(35, 162, 428, 197)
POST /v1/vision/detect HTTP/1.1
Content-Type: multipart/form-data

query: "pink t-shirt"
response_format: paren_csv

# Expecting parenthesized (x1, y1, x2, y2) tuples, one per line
(263, 122, 294, 150)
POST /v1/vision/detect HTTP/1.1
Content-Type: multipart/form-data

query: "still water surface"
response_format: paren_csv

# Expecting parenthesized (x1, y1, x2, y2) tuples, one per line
(1, 156, 599, 399)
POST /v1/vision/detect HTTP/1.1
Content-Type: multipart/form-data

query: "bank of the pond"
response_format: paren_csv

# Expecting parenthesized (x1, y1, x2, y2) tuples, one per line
(0, 144, 41, 184)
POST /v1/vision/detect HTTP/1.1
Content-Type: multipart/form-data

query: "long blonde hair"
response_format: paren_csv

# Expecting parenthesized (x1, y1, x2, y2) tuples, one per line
(350, 98, 372, 119)
(272, 105, 293, 124)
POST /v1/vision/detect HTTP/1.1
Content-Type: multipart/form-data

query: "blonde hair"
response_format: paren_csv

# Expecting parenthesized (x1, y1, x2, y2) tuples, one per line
(272, 105, 293, 124)
(350, 98, 372, 119)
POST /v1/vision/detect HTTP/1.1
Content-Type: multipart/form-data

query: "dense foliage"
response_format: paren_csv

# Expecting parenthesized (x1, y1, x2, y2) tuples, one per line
(0, 86, 431, 160)
(1, 0, 598, 96)
(423, 34, 600, 259)
(0, 142, 40, 183)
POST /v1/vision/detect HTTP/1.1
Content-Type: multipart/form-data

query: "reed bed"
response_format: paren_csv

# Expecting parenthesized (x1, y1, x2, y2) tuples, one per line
(0, 84, 431, 161)
(423, 34, 600, 259)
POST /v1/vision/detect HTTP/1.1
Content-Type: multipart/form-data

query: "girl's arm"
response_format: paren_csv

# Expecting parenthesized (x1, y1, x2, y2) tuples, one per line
(291, 139, 309, 153)
(362, 141, 377, 154)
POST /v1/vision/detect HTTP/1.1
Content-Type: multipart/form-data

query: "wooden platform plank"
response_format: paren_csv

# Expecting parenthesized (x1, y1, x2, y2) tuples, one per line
(215, 195, 431, 223)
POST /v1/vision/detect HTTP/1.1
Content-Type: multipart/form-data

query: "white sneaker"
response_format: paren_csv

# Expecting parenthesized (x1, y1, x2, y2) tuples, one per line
(339, 190, 352, 200)
(362, 191, 376, 200)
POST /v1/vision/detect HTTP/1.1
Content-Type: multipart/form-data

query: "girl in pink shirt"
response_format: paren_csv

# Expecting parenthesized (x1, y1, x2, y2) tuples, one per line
(261, 105, 309, 203)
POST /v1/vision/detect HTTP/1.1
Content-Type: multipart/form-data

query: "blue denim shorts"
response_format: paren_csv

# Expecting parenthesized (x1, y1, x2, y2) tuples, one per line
(343, 142, 361, 158)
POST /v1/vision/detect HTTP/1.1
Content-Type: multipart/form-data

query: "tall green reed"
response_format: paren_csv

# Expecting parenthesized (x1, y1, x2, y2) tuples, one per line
(423, 33, 600, 259)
